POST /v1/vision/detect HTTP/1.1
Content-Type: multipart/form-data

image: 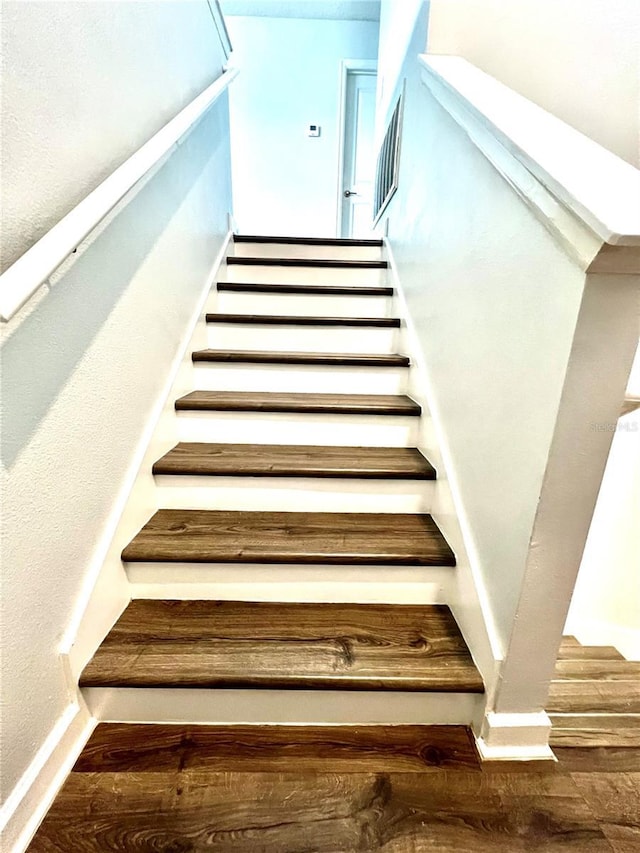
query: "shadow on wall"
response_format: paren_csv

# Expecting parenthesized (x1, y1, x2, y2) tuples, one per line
(1, 107, 226, 469)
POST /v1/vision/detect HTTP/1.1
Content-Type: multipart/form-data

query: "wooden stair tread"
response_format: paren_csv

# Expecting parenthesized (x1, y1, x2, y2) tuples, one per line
(549, 714, 640, 748)
(79, 600, 482, 692)
(547, 681, 640, 714)
(218, 282, 393, 295)
(233, 235, 383, 247)
(554, 659, 640, 681)
(206, 313, 401, 327)
(227, 257, 388, 269)
(152, 443, 436, 479)
(73, 723, 479, 772)
(175, 391, 421, 416)
(192, 350, 410, 367)
(121, 510, 456, 565)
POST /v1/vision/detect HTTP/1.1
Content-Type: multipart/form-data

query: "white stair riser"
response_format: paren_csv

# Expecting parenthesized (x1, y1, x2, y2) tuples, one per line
(214, 291, 392, 318)
(83, 686, 480, 725)
(175, 411, 419, 447)
(153, 475, 435, 512)
(127, 563, 451, 603)
(192, 363, 408, 394)
(206, 323, 398, 352)
(232, 242, 384, 261)
(222, 264, 387, 286)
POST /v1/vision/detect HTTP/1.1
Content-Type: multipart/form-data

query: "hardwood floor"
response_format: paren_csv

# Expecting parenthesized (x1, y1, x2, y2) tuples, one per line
(28, 724, 638, 852)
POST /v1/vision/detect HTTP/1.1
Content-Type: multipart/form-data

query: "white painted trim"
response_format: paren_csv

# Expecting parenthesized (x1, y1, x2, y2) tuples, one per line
(0, 704, 96, 853)
(84, 686, 482, 726)
(476, 711, 555, 762)
(206, 0, 233, 60)
(418, 55, 640, 255)
(335, 59, 378, 238)
(63, 230, 233, 680)
(0, 68, 239, 322)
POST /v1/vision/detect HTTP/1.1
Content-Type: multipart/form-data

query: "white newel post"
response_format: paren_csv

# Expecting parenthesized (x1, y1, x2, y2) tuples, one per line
(478, 252, 640, 760)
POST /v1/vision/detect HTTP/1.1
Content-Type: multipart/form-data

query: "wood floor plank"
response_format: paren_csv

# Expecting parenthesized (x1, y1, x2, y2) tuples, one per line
(192, 349, 410, 366)
(79, 601, 482, 691)
(28, 768, 613, 852)
(554, 661, 640, 681)
(550, 716, 640, 747)
(227, 256, 388, 268)
(73, 724, 480, 773)
(554, 749, 640, 773)
(548, 682, 640, 714)
(217, 281, 394, 295)
(152, 443, 436, 479)
(205, 312, 401, 326)
(121, 510, 455, 565)
(175, 391, 420, 415)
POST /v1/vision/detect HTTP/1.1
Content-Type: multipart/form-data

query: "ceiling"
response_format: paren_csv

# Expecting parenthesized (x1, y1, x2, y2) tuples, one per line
(220, 0, 381, 22)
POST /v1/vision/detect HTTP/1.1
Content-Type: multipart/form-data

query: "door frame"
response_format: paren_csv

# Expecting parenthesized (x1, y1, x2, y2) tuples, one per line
(335, 59, 378, 238)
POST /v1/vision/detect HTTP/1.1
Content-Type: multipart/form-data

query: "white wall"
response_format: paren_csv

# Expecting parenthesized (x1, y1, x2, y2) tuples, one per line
(376, 3, 594, 649)
(427, 0, 640, 167)
(0, 0, 232, 821)
(566, 409, 640, 659)
(226, 15, 379, 236)
(1, 0, 226, 272)
(375, 0, 425, 141)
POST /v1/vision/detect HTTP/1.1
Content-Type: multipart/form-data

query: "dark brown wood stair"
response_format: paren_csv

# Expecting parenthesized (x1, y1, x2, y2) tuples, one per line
(218, 281, 393, 295)
(206, 313, 400, 327)
(174, 391, 421, 416)
(233, 235, 383, 247)
(152, 443, 436, 479)
(79, 600, 482, 692)
(192, 349, 409, 366)
(121, 510, 455, 565)
(227, 257, 387, 269)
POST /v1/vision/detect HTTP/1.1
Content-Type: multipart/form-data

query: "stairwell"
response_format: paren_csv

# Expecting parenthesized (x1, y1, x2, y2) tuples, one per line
(78, 235, 484, 724)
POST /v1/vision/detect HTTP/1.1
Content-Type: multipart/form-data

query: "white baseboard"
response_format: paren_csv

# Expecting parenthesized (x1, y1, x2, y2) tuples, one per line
(476, 711, 556, 761)
(0, 704, 96, 853)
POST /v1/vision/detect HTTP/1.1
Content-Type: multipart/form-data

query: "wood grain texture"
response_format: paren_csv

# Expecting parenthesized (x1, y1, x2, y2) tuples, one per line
(550, 716, 640, 748)
(554, 748, 640, 773)
(217, 281, 394, 295)
(554, 661, 640, 681)
(73, 724, 479, 773)
(79, 601, 482, 691)
(29, 766, 614, 852)
(227, 256, 388, 268)
(191, 349, 410, 366)
(152, 443, 436, 479)
(557, 645, 624, 661)
(121, 510, 455, 566)
(174, 391, 421, 416)
(206, 312, 401, 326)
(233, 235, 383, 246)
(548, 682, 640, 714)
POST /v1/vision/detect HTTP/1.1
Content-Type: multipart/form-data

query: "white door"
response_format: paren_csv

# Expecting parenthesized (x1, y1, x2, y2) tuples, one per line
(339, 70, 377, 238)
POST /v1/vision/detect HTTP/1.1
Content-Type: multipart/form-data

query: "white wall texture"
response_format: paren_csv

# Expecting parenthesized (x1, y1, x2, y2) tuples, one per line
(0, 0, 232, 818)
(226, 15, 380, 236)
(1, 0, 227, 272)
(427, 0, 640, 167)
(376, 2, 598, 650)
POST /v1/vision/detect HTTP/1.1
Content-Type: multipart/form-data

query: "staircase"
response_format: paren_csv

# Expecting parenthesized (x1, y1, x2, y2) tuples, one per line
(79, 235, 484, 727)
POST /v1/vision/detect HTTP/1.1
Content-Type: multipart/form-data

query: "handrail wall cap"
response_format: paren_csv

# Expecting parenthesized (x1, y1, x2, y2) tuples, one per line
(0, 67, 239, 323)
(418, 54, 640, 253)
